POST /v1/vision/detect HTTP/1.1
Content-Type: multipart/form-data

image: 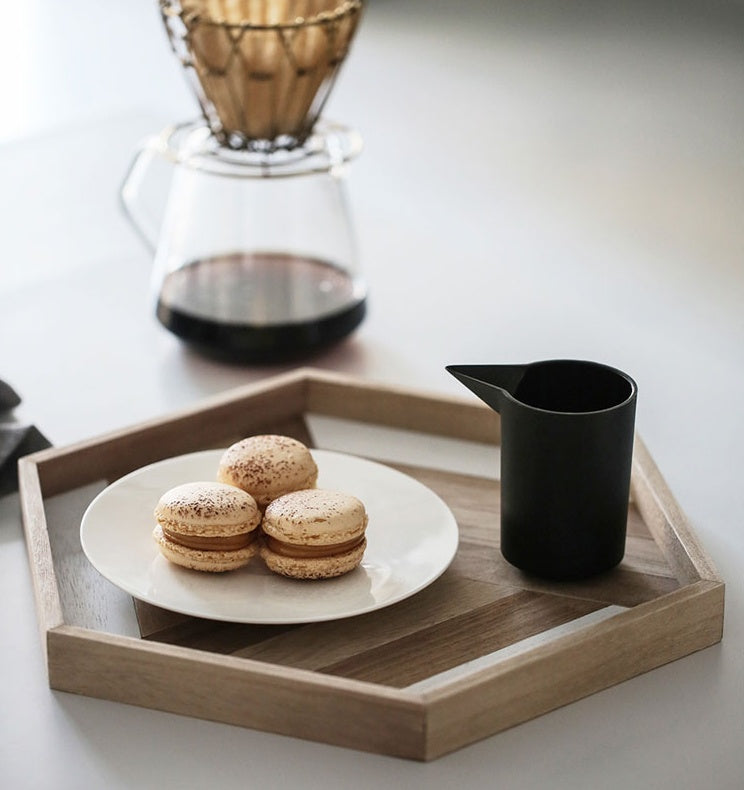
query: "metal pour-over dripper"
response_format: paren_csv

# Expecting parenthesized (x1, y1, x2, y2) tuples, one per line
(160, 0, 363, 150)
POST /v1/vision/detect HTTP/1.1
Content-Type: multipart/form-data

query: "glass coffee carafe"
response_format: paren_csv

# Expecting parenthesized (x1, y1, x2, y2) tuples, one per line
(120, 0, 366, 363)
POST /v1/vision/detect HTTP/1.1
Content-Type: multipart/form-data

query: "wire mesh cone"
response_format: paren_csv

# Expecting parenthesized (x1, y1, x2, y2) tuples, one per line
(161, 0, 363, 150)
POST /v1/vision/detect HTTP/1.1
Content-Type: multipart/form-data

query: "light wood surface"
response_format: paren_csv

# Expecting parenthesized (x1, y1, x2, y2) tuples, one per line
(630, 436, 722, 585)
(46, 625, 427, 760)
(306, 368, 502, 443)
(17, 459, 65, 661)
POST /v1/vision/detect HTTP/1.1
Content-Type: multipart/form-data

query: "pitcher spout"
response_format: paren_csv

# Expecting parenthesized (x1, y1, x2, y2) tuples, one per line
(445, 364, 527, 413)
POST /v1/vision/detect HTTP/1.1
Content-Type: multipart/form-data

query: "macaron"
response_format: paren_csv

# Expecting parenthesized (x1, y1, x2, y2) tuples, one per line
(260, 488, 368, 580)
(153, 481, 261, 572)
(217, 434, 318, 509)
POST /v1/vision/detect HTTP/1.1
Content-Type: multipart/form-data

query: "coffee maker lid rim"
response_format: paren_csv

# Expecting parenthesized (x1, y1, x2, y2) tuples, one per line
(168, 0, 363, 31)
(152, 120, 362, 177)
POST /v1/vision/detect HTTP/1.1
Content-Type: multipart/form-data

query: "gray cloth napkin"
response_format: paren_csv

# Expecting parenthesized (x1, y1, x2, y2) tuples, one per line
(0, 379, 51, 495)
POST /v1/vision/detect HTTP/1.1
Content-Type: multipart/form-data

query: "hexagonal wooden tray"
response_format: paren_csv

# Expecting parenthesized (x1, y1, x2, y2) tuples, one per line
(19, 369, 724, 760)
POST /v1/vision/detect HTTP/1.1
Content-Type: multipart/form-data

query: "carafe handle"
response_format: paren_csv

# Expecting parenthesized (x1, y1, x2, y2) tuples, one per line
(119, 132, 174, 253)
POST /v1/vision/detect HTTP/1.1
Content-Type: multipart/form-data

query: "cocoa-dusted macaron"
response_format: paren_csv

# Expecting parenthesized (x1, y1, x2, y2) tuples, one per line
(260, 488, 368, 580)
(217, 435, 318, 509)
(153, 481, 261, 572)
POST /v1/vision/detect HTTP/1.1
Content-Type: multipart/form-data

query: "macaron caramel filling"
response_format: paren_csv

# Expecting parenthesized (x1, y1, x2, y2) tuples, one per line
(263, 534, 365, 559)
(162, 528, 258, 552)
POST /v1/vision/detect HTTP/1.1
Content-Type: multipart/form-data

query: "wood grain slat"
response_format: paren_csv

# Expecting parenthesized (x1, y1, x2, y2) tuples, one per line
(231, 574, 517, 666)
(144, 618, 297, 654)
(136, 601, 299, 652)
(318, 590, 603, 687)
(451, 540, 680, 608)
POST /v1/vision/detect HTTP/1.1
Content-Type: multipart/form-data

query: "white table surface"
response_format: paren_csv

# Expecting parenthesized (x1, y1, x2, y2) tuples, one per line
(2, 0, 743, 787)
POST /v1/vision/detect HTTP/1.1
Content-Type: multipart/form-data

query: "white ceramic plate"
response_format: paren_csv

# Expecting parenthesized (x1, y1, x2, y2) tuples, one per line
(80, 449, 459, 624)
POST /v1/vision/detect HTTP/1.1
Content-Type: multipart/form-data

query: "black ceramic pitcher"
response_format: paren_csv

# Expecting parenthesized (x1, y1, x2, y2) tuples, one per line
(447, 360, 637, 580)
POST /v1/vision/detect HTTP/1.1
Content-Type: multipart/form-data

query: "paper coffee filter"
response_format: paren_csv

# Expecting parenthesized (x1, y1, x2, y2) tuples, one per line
(163, 0, 363, 148)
